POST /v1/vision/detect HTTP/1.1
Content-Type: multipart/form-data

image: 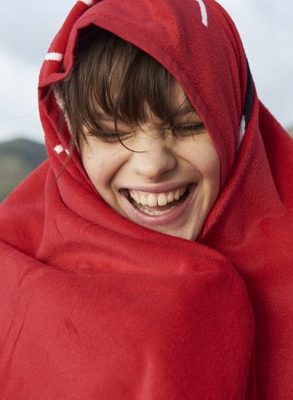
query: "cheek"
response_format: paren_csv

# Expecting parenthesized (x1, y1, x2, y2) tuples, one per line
(187, 139, 220, 185)
(203, 150, 221, 201)
(80, 144, 109, 192)
(81, 151, 104, 188)
(203, 147, 221, 188)
(80, 143, 127, 194)
(83, 157, 105, 191)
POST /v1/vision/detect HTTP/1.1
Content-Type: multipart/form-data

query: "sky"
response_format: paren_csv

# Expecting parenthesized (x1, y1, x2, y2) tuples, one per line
(0, 0, 292, 144)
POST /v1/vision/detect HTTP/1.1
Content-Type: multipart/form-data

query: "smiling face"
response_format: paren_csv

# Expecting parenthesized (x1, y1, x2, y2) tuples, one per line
(54, 26, 220, 240)
(80, 83, 220, 240)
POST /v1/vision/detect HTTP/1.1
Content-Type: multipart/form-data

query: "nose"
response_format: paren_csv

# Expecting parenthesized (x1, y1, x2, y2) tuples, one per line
(130, 136, 177, 181)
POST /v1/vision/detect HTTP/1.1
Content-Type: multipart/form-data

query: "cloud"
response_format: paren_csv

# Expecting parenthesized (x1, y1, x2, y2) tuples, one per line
(218, 0, 293, 127)
(0, 0, 73, 142)
(0, 0, 73, 65)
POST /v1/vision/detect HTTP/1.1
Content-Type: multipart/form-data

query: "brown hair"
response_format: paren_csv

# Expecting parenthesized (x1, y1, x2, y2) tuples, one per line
(52, 25, 195, 149)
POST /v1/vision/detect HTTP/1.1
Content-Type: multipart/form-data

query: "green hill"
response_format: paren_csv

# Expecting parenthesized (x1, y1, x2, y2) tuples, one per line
(0, 138, 47, 202)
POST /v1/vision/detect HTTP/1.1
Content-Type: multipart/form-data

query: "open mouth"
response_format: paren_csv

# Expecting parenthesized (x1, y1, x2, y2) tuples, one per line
(120, 184, 194, 217)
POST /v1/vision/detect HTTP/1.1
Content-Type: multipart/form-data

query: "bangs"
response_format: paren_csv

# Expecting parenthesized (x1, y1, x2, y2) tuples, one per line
(53, 25, 194, 146)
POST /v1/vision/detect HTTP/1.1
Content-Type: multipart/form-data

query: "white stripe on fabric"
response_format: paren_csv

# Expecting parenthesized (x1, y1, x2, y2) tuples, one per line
(45, 52, 64, 62)
(54, 144, 70, 155)
(53, 90, 73, 136)
(54, 90, 65, 112)
(239, 116, 246, 147)
(78, 0, 95, 5)
(54, 144, 65, 154)
(196, 0, 208, 27)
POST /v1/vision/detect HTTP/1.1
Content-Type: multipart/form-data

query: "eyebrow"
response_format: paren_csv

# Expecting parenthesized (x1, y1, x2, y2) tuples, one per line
(172, 103, 199, 119)
(171, 95, 198, 114)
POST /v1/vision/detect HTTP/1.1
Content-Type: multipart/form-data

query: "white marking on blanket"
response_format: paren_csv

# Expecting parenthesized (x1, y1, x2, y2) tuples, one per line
(45, 52, 64, 62)
(78, 0, 95, 5)
(196, 0, 208, 27)
(54, 90, 65, 112)
(54, 144, 69, 156)
(53, 90, 74, 138)
(54, 145, 64, 154)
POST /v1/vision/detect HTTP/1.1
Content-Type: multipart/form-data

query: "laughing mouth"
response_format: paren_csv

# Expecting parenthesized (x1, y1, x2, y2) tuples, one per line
(121, 185, 192, 216)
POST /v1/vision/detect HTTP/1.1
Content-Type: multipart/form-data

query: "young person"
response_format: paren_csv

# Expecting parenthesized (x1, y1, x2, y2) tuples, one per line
(0, 0, 292, 398)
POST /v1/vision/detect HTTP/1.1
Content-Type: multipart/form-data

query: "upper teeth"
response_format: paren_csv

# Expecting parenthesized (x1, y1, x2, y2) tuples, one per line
(129, 186, 187, 207)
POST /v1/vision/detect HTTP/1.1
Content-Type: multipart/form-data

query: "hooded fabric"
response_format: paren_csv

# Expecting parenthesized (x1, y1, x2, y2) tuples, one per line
(0, 0, 292, 398)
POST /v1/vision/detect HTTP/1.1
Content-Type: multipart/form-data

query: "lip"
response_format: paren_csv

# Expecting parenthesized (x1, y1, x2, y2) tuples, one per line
(120, 183, 197, 226)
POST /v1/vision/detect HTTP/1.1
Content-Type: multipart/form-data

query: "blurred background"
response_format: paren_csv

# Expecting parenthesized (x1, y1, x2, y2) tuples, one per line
(0, 0, 293, 201)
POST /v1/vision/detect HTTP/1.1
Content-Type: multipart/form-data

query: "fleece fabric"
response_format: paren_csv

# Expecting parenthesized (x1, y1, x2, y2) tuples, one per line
(0, 0, 292, 398)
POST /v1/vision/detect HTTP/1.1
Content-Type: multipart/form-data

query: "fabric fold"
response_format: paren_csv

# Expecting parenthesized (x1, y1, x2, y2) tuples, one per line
(0, 0, 292, 398)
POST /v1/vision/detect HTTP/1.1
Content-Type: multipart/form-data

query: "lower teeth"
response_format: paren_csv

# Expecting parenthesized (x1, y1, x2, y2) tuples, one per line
(136, 204, 177, 216)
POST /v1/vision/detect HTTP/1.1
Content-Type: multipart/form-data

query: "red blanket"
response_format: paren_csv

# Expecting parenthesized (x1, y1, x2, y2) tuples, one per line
(0, 0, 292, 398)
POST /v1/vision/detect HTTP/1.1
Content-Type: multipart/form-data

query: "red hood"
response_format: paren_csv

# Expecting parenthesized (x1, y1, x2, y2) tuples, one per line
(0, 0, 292, 398)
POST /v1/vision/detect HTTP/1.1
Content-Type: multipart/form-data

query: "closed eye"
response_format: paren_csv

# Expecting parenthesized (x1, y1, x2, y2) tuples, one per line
(172, 122, 206, 137)
(91, 131, 134, 143)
